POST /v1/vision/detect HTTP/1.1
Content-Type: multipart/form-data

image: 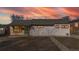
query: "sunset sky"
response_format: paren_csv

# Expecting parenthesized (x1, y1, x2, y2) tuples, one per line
(0, 7, 79, 24)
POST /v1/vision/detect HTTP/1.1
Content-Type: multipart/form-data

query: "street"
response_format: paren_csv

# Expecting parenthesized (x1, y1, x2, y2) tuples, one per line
(0, 36, 60, 51)
(0, 36, 79, 51)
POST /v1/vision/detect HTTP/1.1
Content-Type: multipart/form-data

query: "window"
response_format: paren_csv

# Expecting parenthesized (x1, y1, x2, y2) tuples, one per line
(61, 24, 69, 29)
(13, 26, 23, 33)
(61, 25, 65, 28)
(65, 25, 69, 28)
(55, 24, 59, 28)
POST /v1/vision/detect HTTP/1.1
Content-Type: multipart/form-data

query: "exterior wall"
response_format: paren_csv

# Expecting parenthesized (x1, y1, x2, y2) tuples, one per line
(10, 26, 25, 36)
(70, 23, 76, 33)
(29, 24, 70, 36)
(70, 22, 79, 33)
(74, 22, 79, 31)
(54, 24, 70, 36)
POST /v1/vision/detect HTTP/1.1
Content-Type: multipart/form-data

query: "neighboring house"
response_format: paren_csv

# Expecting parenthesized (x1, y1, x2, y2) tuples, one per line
(0, 24, 6, 35)
(70, 19, 79, 34)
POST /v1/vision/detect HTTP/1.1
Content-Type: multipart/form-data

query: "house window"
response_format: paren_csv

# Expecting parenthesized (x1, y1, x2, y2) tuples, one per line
(61, 25, 65, 28)
(13, 26, 23, 33)
(65, 25, 69, 28)
(61, 24, 69, 29)
(55, 24, 59, 28)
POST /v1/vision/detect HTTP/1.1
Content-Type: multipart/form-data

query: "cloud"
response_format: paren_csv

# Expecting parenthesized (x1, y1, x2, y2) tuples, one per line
(0, 16, 12, 24)
(60, 7, 79, 17)
(0, 7, 79, 19)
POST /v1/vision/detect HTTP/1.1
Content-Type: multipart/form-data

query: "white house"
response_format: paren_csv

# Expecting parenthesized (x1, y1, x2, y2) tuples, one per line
(8, 15, 79, 37)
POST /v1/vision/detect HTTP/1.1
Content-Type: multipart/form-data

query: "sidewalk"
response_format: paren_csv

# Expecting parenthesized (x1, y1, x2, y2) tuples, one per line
(54, 34, 79, 39)
(70, 34, 79, 39)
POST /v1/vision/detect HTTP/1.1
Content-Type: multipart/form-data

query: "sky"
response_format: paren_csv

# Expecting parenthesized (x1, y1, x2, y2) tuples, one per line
(0, 7, 79, 24)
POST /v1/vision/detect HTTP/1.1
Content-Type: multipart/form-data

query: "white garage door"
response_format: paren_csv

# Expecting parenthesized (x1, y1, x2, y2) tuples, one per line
(29, 25, 70, 36)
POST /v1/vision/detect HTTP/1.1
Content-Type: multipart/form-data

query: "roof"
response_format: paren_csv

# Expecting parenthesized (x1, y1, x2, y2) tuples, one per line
(9, 20, 31, 26)
(9, 19, 70, 26)
(30, 19, 70, 26)
(69, 19, 79, 23)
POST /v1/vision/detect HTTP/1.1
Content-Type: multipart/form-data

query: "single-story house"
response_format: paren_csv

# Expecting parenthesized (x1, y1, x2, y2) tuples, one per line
(1, 15, 79, 37)
(7, 17, 72, 36)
